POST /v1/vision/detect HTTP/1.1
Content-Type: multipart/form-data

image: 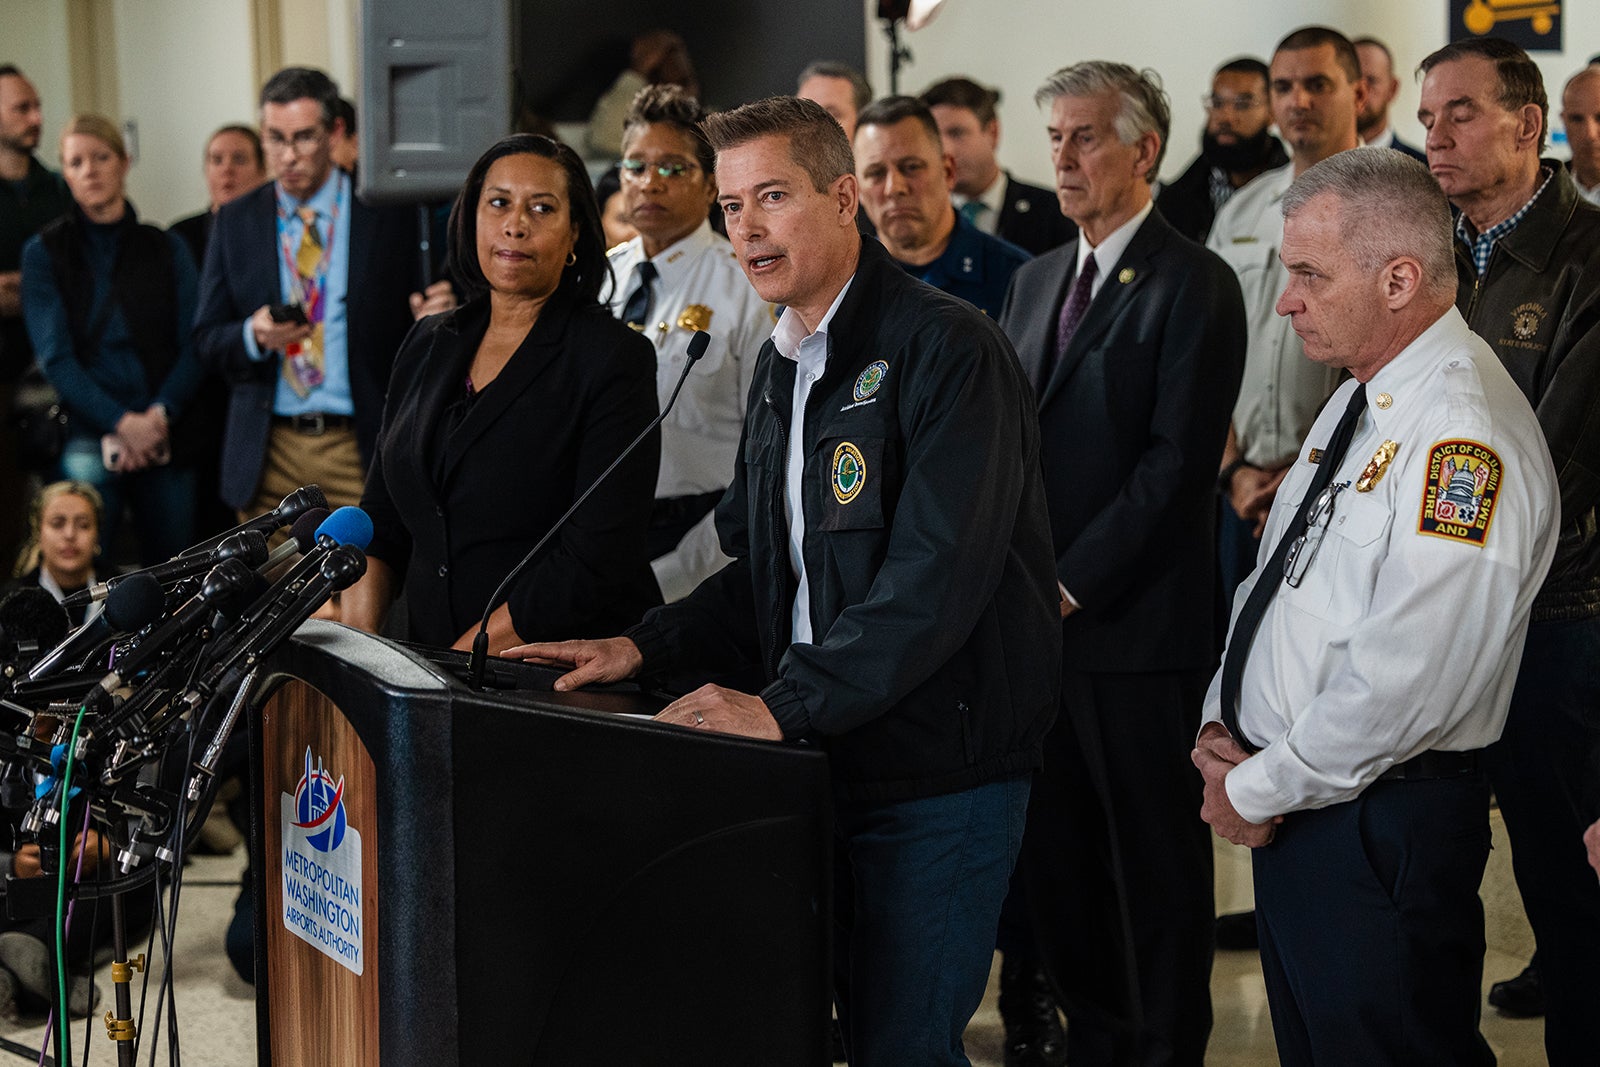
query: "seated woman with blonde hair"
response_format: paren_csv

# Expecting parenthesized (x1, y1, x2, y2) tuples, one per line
(9, 479, 105, 628)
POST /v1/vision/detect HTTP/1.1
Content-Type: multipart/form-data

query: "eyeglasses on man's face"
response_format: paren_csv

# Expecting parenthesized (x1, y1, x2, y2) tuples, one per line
(1202, 95, 1265, 114)
(264, 127, 327, 156)
(619, 158, 700, 182)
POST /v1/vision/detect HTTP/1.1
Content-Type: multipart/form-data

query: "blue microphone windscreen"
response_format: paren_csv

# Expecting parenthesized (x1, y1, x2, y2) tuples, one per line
(317, 506, 374, 551)
(103, 573, 166, 632)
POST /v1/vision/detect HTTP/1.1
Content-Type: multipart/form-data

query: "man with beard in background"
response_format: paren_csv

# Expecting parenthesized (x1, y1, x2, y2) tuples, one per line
(1156, 58, 1287, 243)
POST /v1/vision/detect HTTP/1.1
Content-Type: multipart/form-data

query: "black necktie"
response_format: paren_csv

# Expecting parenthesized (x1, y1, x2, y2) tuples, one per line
(622, 260, 658, 328)
(1219, 383, 1368, 752)
(1041, 253, 1097, 393)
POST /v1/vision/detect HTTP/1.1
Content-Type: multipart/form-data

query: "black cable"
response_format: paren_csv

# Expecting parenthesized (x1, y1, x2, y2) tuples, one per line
(133, 892, 157, 1067)
(78, 846, 104, 1067)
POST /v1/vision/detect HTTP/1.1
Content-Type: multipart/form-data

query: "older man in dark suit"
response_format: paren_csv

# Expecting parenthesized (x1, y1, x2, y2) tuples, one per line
(194, 66, 453, 517)
(999, 61, 1247, 1067)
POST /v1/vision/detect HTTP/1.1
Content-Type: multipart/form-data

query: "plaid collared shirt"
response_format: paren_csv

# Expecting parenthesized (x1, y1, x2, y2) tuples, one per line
(1456, 167, 1553, 276)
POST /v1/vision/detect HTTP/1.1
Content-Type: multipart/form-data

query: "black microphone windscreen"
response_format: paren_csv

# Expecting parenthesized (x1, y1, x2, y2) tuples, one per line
(102, 573, 166, 633)
(0, 588, 70, 651)
(279, 486, 328, 521)
(289, 508, 330, 552)
(687, 330, 710, 360)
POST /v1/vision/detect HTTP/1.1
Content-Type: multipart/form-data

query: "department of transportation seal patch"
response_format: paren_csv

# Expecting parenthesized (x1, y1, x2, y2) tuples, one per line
(854, 360, 888, 402)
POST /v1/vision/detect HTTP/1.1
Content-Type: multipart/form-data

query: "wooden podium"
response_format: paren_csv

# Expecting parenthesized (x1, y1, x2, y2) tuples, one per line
(246, 621, 833, 1065)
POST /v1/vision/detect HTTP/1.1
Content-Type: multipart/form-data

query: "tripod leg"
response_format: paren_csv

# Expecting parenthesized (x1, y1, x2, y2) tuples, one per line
(105, 895, 142, 1066)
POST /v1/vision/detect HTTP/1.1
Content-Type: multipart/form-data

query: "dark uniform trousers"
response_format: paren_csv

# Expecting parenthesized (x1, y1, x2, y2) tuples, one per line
(1253, 773, 1496, 1067)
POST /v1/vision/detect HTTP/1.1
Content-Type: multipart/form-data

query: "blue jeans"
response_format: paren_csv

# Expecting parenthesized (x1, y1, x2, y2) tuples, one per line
(832, 775, 1031, 1067)
(1484, 614, 1600, 1066)
(59, 433, 195, 566)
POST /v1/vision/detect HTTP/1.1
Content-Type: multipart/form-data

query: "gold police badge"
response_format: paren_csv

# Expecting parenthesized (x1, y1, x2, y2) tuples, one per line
(1356, 440, 1399, 492)
(677, 304, 713, 333)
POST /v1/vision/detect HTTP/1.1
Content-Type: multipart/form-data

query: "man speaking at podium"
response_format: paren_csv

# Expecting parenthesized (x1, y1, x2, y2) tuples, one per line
(505, 95, 1060, 1067)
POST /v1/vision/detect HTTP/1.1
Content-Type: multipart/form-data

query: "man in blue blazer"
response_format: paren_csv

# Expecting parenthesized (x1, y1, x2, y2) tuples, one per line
(999, 62, 1247, 1067)
(194, 67, 453, 515)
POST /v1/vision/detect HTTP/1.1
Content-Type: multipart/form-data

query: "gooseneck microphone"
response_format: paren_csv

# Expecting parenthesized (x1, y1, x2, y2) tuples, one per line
(465, 329, 711, 689)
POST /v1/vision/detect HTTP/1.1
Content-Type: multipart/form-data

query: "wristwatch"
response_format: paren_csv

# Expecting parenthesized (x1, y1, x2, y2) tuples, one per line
(1217, 458, 1250, 496)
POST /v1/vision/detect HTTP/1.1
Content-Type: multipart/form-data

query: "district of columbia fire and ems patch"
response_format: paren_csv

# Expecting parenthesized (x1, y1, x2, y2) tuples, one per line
(1418, 439, 1502, 546)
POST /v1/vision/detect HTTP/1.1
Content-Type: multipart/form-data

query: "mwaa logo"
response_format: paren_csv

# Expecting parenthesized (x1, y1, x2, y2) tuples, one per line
(291, 747, 347, 852)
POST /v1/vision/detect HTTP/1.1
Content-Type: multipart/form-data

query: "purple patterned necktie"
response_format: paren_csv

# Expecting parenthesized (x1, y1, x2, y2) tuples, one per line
(1044, 252, 1097, 391)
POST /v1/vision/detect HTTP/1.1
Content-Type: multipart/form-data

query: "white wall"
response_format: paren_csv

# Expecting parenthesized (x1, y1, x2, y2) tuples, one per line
(21, 0, 1599, 223)
(7, 0, 77, 170)
(863, 0, 1600, 187)
(109, 0, 259, 225)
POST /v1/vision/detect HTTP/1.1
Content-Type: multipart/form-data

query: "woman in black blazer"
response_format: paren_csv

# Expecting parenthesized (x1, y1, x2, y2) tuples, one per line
(341, 134, 661, 650)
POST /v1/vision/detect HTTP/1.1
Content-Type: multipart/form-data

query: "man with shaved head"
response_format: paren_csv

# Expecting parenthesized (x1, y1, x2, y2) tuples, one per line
(1200, 147, 1556, 1065)
(1562, 65, 1600, 204)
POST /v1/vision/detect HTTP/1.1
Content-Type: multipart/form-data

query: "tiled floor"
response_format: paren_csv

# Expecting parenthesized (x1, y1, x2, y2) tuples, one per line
(0, 814, 1550, 1065)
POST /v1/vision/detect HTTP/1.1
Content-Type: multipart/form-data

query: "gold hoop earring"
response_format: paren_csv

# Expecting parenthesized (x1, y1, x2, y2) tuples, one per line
(565, 251, 577, 267)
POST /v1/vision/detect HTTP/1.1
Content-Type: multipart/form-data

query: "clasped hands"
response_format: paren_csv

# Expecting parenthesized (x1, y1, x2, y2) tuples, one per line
(500, 636, 783, 741)
(1228, 465, 1289, 538)
(106, 405, 170, 472)
(1193, 720, 1281, 848)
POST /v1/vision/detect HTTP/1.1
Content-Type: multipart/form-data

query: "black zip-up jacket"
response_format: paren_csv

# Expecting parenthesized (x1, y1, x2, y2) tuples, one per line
(1456, 164, 1600, 621)
(626, 239, 1061, 803)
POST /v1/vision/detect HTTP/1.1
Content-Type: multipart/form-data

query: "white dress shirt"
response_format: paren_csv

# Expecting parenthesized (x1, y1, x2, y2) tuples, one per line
(1203, 308, 1559, 823)
(771, 278, 854, 646)
(1208, 163, 1343, 469)
(952, 170, 1008, 235)
(605, 221, 774, 599)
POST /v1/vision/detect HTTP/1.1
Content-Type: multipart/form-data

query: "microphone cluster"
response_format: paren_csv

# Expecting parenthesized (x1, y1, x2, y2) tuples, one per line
(0, 486, 372, 887)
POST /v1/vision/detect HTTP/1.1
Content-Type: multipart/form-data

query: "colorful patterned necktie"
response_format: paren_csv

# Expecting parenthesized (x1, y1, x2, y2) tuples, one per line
(284, 206, 326, 397)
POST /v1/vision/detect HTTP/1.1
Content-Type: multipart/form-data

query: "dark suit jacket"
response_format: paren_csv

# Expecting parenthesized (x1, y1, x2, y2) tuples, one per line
(999, 208, 1246, 674)
(168, 210, 212, 268)
(1155, 137, 1290, 243)
(361, 293, 663, 648)
(192, 179, 421, 509)
(997, 174, 1077, 256)
(1389, 134, 1427, 162)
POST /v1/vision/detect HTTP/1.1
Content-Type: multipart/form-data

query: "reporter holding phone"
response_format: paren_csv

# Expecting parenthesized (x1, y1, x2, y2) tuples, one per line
(20, 115, 201, 565)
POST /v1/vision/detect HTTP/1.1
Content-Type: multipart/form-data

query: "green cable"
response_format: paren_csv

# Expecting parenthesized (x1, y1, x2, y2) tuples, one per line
(54, 705, 87, 1067)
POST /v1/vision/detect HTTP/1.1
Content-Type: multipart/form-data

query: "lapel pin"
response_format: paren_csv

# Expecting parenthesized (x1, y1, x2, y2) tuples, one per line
(1375, 392, 1393, 409)
(1118, 268, 1135, 284)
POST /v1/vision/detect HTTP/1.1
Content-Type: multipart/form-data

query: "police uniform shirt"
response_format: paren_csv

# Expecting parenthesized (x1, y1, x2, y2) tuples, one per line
(606, 221, 774, 597)
(899, 213, 1030, 318)
(1208, 163, 1342, 469)
(1203, 307, 1559, 824)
